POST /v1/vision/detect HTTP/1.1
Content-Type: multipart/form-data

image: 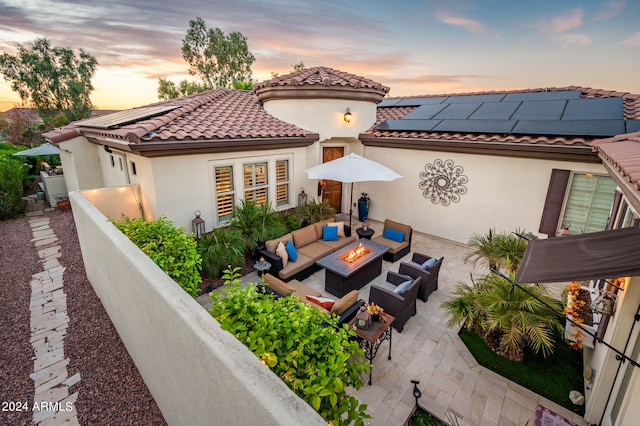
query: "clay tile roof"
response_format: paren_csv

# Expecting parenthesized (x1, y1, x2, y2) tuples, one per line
(365, 86, 640, 148)
(45, 89, 318, 147)
(254, 66, 389, 103)
(592, 131, 640, 192)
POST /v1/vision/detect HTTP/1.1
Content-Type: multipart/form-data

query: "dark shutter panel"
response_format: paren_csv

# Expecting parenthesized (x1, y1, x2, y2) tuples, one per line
(538, 169, 570, 237)
(606, 191, 623, 230)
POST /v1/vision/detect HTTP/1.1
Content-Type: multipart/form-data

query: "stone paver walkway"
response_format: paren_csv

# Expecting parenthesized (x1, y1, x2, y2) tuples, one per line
(28, 217, 80, 425)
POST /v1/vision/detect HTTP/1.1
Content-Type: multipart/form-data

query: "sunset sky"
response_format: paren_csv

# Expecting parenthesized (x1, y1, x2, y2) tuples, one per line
(1, 0, 639, 112)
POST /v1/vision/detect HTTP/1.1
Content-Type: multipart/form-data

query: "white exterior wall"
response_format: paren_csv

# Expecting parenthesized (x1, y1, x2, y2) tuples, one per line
(263, 98, 378, 141)
(59, 137, 103, 191)
(584, 275, 640, 426)
(69, 190, 325, 426)
(361, 146, 608, 243)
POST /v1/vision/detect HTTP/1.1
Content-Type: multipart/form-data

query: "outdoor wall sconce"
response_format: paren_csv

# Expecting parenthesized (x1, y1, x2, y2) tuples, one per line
(343, 107, 353, 123)
(557, 222, 572, 237)
(593, 293, 616, 316)
(192, 210, 205, 241)
(298, 187, 308, 206)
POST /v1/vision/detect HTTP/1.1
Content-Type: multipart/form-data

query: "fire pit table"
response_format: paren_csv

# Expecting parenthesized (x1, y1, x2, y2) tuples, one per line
(316, 239, 389, 297)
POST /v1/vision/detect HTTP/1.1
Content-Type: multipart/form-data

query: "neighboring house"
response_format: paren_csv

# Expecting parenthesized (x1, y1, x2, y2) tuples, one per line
(43, 67, 640, 425)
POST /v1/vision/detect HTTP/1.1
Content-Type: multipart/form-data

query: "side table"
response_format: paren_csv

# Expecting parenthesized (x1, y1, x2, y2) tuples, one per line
(254, 258, 271, 278)
(348, 313, 394, 385)
(356, 227, 375, 240)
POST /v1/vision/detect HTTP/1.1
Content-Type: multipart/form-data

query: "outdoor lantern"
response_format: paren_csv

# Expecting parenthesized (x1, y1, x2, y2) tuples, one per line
(593, 293, 616, 316)
(343, 107, 353, 123)
(192, 210, 205, 241)
(557, 222, 572, 237)
(298, 187, 308, 206)
(355, 306, 371, 329)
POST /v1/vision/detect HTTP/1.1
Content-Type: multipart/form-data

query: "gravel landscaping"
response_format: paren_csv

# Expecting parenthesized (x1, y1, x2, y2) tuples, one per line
(0, 210, 166, 425)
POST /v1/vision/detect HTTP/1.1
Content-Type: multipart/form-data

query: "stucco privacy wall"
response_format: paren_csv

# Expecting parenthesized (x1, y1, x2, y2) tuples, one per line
(69, 191, 325, 426)
(361, 146, 608, 243)
(59, 137, 103, 192)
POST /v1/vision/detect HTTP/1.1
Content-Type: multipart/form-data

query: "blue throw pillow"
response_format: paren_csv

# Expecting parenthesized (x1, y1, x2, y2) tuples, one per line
(393, 279, 413, 296)
(383, 228, 405, 243)
(285, 240, 297, 262)
(422, 258, 438, 271)
(322, 225, 339, 241)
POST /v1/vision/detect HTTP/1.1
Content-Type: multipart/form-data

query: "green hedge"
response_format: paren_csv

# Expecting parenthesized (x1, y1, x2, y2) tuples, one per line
(0, 157, 26, 220)
(115, 216, 202, 298)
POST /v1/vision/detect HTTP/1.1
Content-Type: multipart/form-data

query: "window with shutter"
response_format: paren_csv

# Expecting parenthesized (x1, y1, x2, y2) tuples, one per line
(539, 169, 570, 236)
(214, 166, 235, 222)
(561, 174, 616, 234)
(244, 162, 268, 206)
(276, 160, 289, 207)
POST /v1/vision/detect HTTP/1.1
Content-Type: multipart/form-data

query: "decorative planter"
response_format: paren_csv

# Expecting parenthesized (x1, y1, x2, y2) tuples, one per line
(357, 200, 369, 222)
(565, 285, 599, 349)
(57, 199, 71, 212)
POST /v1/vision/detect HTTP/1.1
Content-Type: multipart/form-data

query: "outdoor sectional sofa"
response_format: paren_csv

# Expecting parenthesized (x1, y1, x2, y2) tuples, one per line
(262, 273, 365, 325)
(258, 219, 356, 282)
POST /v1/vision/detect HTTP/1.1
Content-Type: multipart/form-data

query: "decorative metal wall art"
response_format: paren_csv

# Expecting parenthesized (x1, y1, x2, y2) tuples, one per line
(419, 159, 468, 205)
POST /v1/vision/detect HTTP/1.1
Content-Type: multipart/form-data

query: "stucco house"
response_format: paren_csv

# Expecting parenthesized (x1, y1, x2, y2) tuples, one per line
(43, 66, 640, 425)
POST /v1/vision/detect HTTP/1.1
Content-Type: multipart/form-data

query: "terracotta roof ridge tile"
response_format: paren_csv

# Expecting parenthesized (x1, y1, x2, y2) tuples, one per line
(254, 66, 389, 93)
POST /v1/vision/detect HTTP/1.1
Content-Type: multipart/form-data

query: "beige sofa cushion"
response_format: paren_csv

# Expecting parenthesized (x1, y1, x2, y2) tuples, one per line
(371, 236, 409, 254)
(326, 221, 345, 237)
(264, 273, 294, 296)
(318, 235, 356, 251)
(383, 219, 412, 242)
(289, 280, 322, 299)
(278, 253, 314, 280)
(265, 233, 293, 253)
(297, 241, 333, 260)
(292, 225, 317, 248)
(331, 290, 359, 315)
(314, 218, 335, 239)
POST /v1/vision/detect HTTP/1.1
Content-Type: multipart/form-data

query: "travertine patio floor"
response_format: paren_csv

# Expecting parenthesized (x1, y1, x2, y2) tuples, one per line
(198, 219, 588, 426)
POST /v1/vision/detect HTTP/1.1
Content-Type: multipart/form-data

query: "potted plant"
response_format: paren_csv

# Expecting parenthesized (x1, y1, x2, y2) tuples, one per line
(358, 192, 370, 222)
(56, 197, 71, 212)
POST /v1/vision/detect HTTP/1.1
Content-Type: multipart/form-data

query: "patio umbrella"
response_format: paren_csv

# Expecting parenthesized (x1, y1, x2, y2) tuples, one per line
(305, 153, 402, 228)
(12, 143, 60, 157)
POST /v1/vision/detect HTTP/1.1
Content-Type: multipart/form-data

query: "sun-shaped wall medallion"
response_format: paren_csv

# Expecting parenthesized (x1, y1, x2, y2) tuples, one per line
(419, 159, 468, 205)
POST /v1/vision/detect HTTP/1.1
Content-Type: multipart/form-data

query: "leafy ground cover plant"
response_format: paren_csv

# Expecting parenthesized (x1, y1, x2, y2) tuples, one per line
(115, 216, 201, 298)
(210, 268, 370, 425)
(197, 227, 245, 279)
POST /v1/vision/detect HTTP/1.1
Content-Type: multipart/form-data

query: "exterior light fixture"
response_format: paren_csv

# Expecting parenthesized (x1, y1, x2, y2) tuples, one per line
(298, 187, 308, 206)
(355, 306, 371, 329)
(411, 380, 422, 406)
(192, 210, 205, 241)
(343, 107, 353, 123)
(593, 293, 616, 316)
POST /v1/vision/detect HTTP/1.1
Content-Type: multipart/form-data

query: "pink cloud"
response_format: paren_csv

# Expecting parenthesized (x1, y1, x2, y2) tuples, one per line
(621, 32, 640, 46)
(437, 13, 486, 33)
(556, 33, 593, 47)
(532, 8, 583, 34)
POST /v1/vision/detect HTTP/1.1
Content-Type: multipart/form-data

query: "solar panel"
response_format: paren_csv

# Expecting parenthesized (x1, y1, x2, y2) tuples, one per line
(433, 120, 517, 134)
(468, 101, 521, 120)
(377, 99, 402, 107)
(432, 103, 482, 120)
(562, 97, 623, 120)
(512, 120, 625, 137)
(511, 100, 567, 120)
(77, 105, 179, 129)
(626, 120, 640, 133)
(503, 91, 581, 102)
(446, 93, 506, 103)
(402, 104, 448, 120)
(376, 119, 442, 132)
(394, 97, 448, 106)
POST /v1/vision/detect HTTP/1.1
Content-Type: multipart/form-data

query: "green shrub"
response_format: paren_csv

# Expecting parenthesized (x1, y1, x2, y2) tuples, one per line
(229, 200, 286, 252)
(210, 269, 370, 425)
(197, 227, 245, 278)
(293, 199, 336, 225)
(0, 157, 26, 220)
(115, 216, 202, 298)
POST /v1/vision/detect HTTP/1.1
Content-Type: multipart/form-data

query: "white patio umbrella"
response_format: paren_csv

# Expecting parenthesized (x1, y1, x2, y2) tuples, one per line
(12, 143, 60, 156)
(305, 153, 402, 229)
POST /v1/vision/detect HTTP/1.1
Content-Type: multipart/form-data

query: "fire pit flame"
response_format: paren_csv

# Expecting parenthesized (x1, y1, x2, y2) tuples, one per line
(340, 243, 371, 263)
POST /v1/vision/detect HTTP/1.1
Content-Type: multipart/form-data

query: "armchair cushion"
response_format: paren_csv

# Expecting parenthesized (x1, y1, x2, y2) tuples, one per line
(422, 257, 438, 270)
(394, 279, 414, 296)
(331, 290, 359, 315)
(383, 228, 405, 242)
(285, 240, 297, 262)
(264, 273, 295, 296)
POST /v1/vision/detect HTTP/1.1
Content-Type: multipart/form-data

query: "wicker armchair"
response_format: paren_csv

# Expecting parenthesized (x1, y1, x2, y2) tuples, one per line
(369, 272, 421, 333)
(399, 253, 444, 302)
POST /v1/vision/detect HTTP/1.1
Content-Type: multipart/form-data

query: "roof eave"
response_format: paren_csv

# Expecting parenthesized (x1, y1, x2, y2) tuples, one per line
(359, 134, 600, 163)
(256, 85, 388, 104)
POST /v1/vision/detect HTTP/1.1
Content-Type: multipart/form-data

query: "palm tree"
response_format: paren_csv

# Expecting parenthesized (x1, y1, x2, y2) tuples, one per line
(478, 272, 563, 360)
(465, 228, 500, 270)
(441, 275, 487, 334)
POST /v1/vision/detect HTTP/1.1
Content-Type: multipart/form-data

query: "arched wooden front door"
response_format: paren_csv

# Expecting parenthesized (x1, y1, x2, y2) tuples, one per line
(322, 147, 343, 212)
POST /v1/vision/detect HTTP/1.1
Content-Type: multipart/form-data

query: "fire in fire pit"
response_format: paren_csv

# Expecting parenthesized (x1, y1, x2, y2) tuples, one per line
(340, 243, 371, 263)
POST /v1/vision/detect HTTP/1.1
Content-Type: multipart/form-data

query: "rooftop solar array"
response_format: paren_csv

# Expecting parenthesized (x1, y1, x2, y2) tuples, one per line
(376, 91, 628, 137)
(77, 105, 179, 129)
